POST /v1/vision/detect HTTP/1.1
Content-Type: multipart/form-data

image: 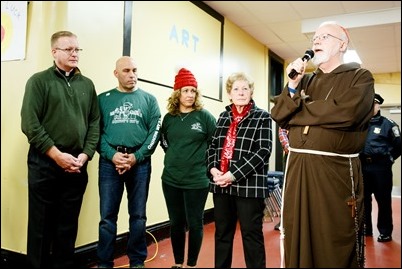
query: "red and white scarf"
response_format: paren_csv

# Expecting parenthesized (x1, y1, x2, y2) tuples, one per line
(220, 103, 251, 173)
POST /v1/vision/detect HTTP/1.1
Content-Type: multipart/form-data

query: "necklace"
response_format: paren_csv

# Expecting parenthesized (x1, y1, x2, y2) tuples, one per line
(179, 112, 191, 121)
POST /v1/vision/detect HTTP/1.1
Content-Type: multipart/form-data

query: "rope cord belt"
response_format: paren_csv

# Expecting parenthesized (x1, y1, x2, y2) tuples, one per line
(289, 147, 359, 158)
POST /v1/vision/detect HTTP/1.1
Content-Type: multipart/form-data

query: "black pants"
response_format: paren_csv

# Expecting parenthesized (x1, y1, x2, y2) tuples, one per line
(213, 194, 266, 268)
(27, 146, 88, 268)
(362, 160, 393, 236)
(162, 182, 209, 267)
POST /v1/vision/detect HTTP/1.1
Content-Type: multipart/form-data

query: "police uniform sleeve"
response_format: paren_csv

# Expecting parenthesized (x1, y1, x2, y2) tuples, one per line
(389, 120, 401, 161)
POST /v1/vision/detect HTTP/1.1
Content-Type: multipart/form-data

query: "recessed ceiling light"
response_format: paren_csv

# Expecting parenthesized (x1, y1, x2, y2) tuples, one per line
(344, 50, 362, 64)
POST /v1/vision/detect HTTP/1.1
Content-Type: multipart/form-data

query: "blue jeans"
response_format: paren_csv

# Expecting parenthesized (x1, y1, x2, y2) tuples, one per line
(97, 156, 151, 267)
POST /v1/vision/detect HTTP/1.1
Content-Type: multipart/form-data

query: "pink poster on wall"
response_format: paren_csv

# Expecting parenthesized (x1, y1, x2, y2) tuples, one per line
(1, 1, 27, 62)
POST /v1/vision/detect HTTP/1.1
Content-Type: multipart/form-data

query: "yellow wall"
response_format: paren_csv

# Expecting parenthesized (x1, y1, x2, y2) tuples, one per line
(373, 73, 401, 106)
(0, 1, 268, 253)
(1, 1, 400, 254)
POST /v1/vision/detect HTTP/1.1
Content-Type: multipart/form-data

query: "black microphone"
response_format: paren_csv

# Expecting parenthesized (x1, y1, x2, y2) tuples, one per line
(288, 49, 314, 79)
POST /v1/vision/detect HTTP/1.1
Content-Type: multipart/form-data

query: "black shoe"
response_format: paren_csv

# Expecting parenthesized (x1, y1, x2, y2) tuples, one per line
(274, 222, 280, 231)
(378, 234, 392, 242)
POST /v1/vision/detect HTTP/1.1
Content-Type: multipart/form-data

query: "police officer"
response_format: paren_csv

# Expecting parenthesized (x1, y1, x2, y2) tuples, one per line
(360, 93, 401, 242)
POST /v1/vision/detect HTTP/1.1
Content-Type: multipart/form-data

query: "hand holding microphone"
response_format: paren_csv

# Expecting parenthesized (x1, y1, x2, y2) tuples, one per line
(288, 49, 314, 79)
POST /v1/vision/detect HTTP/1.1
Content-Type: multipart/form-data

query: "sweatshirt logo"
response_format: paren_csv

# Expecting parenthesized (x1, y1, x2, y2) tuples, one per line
(110, 102, 142, 124)
(191, 122, 203, 132)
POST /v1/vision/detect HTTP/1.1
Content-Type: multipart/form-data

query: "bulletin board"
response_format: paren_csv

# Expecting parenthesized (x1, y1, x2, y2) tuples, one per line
(130, 1, 224, 101)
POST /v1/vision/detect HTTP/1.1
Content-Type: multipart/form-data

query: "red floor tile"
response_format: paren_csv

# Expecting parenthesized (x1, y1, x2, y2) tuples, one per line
(107, 196, 401, 268)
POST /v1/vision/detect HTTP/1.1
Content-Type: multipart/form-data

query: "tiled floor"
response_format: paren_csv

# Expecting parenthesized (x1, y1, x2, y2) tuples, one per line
(110, 196, 401, 268)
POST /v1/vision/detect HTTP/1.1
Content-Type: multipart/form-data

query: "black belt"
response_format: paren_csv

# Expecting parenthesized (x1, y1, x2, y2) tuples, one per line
(363, 157, 374, 163)
(112, 145, 140, 154)
(360, 155, 390, 164)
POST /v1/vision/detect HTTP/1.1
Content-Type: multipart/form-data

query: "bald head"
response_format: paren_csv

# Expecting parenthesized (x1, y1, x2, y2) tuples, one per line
(115, 56, 137, 70)
(318, 21, 350, 46)
(114, 56, 138, 92)
(311, 21, 351, 72)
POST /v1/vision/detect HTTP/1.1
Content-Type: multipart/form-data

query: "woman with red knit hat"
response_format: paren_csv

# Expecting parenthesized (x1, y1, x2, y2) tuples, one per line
(160, 68, 216, 268)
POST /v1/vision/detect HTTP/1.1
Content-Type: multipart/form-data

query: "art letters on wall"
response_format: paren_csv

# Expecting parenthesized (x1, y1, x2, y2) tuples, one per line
(131, 2, 223, 101)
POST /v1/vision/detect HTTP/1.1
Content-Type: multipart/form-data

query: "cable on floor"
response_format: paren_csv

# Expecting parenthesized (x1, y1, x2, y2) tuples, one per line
(114, 230, 159, 268)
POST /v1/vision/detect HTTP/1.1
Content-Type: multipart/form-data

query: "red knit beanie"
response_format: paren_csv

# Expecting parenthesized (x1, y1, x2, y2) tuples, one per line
(174, 68, 198, 90)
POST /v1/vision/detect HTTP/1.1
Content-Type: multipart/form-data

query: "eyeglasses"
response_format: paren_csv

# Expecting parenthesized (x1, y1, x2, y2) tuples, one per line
(310, 33, 344, 43)
(55, 48, 83, 54)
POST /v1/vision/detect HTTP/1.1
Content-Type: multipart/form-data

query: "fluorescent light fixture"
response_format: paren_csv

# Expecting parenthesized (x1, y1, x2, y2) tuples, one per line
(344, 50, 362, 64)
(301, 7, 401, 33)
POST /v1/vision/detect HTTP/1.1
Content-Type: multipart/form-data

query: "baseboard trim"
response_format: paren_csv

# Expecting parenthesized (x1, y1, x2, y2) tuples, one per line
(1, 208, 214, 268)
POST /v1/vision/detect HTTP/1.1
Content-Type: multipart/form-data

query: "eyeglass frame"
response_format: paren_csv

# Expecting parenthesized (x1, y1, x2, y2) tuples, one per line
(310, 33, 344, 43)
(55, 47, 83, 54)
